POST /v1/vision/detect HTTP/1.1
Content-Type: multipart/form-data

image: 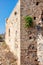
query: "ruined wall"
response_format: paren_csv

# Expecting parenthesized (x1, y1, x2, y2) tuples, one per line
(20, 0, 43, 65)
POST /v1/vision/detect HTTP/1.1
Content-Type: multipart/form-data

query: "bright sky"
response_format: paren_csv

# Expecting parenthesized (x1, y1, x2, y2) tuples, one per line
(0, 0, 18, 34)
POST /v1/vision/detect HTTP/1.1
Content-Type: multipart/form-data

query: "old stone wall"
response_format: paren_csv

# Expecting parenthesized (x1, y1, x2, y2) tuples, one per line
(5, 0, 43, 65)
(20, 0, 43, 65)
(5, 1, 20, 65)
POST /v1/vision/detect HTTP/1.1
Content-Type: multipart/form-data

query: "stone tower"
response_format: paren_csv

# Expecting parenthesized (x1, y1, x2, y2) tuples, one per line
(5, 0, 43, 65)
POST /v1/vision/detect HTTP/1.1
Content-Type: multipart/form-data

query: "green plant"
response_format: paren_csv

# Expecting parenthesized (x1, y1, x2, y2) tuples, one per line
(24, 16, 33, 28)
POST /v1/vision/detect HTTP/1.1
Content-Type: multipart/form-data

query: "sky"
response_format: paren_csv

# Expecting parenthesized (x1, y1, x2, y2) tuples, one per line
(0, 0, 18, 34)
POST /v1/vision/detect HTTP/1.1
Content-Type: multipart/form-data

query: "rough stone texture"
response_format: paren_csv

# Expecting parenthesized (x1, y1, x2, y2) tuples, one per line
(20, 0, 43, 65)
(0, 42, 17, 65)
(37, 33, 43, 65)
(5, 0, 43, 65)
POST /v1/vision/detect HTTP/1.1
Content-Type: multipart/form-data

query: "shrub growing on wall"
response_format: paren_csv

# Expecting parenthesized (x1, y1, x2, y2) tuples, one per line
(24, 16, 33, 28)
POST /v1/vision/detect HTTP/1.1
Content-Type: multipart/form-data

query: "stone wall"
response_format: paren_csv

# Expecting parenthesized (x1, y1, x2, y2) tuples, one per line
(20, 0, 43, 65)
(5, 1, 20, 65)
(5, 0, 43, 65)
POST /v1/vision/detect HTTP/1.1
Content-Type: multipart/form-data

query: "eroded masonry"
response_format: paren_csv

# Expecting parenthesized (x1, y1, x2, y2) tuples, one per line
(5, 0, 43, 65)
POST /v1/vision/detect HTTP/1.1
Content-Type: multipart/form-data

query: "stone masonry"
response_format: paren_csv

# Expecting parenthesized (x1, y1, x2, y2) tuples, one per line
(5, 0, 43, 65)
